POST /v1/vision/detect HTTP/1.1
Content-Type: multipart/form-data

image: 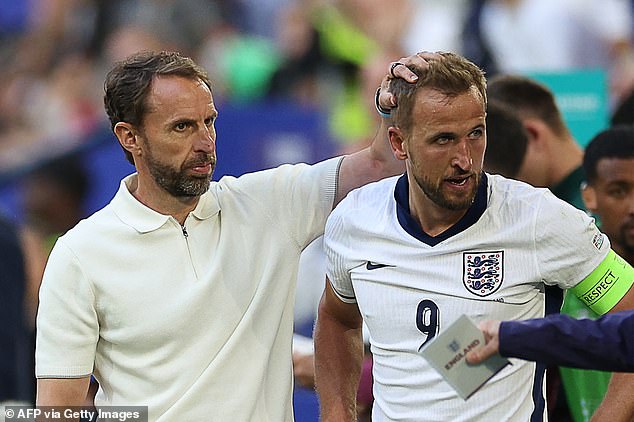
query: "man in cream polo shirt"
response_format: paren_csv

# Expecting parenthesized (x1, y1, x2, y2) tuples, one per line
(35, 51, 421, 420)
(38, 160, 339, 420)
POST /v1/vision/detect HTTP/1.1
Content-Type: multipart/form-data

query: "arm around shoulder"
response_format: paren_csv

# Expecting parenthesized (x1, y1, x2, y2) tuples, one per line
(335, 120, 404, 206)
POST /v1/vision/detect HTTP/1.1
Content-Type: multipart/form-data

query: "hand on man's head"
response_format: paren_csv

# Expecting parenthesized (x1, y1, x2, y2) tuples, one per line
(377, 52, 441, 114)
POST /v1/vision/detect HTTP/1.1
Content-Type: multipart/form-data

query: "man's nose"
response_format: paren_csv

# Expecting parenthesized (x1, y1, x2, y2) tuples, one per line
(195, 126, 215, 153)
(452, 139, 473, 170)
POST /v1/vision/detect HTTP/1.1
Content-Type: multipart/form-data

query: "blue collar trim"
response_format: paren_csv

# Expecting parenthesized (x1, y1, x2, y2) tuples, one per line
(394, 173, 488, 246)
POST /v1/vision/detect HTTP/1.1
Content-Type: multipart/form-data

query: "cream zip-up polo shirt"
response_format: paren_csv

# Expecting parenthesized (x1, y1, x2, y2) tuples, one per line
(36, 157, 341, 421)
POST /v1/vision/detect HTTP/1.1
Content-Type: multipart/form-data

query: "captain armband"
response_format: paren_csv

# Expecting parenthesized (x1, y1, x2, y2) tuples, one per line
(570, 249, 634, 315)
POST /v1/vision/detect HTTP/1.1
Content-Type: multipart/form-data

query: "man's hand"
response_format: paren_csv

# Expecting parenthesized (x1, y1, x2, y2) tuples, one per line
(465, 320, 502, 364)
(377, 52, 441, 113)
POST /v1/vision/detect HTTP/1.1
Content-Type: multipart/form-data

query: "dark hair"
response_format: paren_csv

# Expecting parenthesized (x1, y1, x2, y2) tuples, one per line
(483, 101, 528, 178)
(583, 125, 634, 184)
(389, 52, 487, 134)
(104, 51, 212, 164)
(487, 75, 568, 137)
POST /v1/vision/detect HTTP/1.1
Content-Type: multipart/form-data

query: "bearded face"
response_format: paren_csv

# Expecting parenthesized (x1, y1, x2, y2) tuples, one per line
(411, 167, 481, 211)
(145, 143, 215, 197)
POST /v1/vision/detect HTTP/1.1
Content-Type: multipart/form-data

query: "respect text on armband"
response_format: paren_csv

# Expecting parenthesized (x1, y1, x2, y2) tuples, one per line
(572, 249, 634, 314)
(580, 269, 618, 306)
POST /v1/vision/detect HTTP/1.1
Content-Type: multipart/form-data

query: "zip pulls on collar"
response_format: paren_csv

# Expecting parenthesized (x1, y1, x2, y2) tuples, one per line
(179, 222, 197, 278)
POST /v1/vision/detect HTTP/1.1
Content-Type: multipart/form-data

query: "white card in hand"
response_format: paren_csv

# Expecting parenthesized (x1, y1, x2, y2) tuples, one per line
(419, 314, 510, 400)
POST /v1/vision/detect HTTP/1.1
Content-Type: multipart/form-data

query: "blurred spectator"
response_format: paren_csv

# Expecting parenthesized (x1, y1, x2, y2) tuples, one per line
(97, 0, 227, 55)
(20, 153, 90, 330)
(483, 101, 529, 178)
(0, 51, 101, 171)
(0, 0, 242, 175)
(11, 154, 91, 406)
(265, 2, 332, 106)
(487, 75, 585, 208)
(461, 0, 498, 75)
(265, 0, 410, 145)
(478, 0, 634, 105)
(0, 214, 31, 403)
(327, 0, 409, 53)
(581, 126, 634, 265)
(0, 0, 104, 173)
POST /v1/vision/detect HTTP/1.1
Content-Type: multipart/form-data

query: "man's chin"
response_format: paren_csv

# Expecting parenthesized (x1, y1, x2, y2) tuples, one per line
(174, 178, 211, 197)
(439, 189, 477, 211)
(442, 200, 474, 211)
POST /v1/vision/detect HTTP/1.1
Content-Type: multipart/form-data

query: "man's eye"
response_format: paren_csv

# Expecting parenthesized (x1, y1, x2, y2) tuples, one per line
(608, 187, 626, 198)
(436, 137, 451, 145)
(175, 122, 188, 131)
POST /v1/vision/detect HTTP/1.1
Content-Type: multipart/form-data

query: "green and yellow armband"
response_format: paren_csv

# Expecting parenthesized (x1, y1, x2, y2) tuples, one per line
(570, 249, 634, 315)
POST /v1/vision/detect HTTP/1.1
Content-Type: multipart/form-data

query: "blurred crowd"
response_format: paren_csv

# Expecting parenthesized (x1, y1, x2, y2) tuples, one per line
(0, 0, 633, 176)
(1, 0, 634, 417)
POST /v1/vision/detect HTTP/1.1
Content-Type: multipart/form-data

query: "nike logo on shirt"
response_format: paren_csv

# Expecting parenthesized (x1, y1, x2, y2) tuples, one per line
(366, 261, 395, 270)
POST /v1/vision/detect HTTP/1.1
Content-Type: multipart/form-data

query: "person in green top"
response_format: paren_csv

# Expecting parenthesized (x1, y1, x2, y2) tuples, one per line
(581, 126, 634, 267)
(485, 75, 608, 422)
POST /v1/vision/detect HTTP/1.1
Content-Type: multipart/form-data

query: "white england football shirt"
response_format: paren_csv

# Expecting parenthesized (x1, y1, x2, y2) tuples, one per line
(324, 173, 609, 421)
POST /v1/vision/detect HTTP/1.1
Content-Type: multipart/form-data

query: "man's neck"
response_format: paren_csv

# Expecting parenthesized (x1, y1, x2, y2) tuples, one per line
(408, 202, 467, 237)
(548, 136, 583, 187)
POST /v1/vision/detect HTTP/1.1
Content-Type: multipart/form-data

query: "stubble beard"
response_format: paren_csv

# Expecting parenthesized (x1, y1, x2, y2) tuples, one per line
(146, 149, 215, 198)
(413, 171, 480, 211)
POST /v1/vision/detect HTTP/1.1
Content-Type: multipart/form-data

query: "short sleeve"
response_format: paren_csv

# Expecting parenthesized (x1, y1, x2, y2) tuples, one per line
(324, 206, 356, 303)
(36, 239, 98, 378)
(535, 191, 610, 289)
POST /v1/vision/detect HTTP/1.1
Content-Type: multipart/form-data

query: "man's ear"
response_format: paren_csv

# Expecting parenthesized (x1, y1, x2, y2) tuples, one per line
(522, 119, 538, 146)
(581, 182, 598, 212)
(388, 126, 408, 161)
(114, 122, 141, 158)
(522, 118, 551, 153)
